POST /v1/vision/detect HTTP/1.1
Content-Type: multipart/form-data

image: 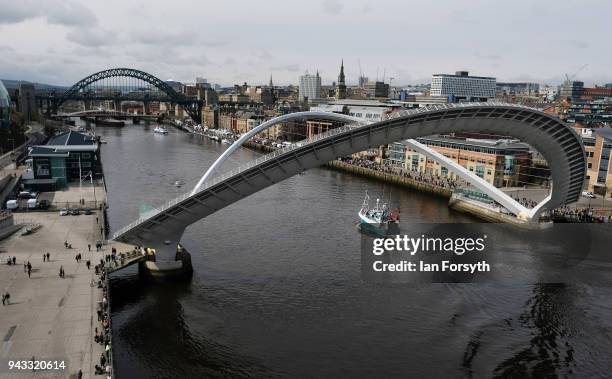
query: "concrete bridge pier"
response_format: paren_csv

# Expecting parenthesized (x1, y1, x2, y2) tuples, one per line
(136, 229, 193, 280)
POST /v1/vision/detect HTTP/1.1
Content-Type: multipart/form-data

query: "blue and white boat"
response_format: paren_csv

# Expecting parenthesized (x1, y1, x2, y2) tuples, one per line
(358, 191, 400, 235)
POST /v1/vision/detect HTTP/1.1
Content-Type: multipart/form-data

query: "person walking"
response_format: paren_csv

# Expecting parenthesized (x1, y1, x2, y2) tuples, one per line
(27, 266, 31, 278)
(46, 252, 50, 261)
(88, 244, 91, 252)
(43, 254, 46, 262)
(86, 260, 91, 270)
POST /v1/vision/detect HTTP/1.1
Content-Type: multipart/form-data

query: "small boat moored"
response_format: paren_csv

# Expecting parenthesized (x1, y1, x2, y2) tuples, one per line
(154, 126, 169, 134)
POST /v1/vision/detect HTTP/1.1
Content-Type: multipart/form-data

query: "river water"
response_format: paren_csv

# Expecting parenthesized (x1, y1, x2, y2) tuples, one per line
(96, 122, 612, 378)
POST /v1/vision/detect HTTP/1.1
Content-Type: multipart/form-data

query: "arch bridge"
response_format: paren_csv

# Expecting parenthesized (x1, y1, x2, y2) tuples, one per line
(111, 103, 586, 271)
(46, 68, 202, 122)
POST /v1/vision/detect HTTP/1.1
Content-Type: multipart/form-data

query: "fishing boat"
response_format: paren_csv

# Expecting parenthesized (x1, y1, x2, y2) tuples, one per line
(358, 191, 400, 235)
(221, 139, 232, 145)
(174, 180, 183, 188)
(154, 126, 168, 134)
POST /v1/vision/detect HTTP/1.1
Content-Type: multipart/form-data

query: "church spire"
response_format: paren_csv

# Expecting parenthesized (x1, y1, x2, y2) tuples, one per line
(269, 74, 273, 88)
(336, 59, 347, 100)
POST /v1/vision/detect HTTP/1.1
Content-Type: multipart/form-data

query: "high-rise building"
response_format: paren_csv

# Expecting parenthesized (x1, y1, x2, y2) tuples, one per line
(299, 71, 321, 102)
(430, 71, 496, 102)
(17, 83, 36, 122)
(560, 80, 584, 101)
(336, 60, 347, 100)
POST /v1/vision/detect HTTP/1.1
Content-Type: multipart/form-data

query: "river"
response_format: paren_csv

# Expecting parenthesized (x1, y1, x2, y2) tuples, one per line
(96, 121, 611, 378)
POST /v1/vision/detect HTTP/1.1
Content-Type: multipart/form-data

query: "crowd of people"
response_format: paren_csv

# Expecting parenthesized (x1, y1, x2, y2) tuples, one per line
(94, 260, 112, 378)
(340, 157, 463, 189)
(550, 206, 612, 223)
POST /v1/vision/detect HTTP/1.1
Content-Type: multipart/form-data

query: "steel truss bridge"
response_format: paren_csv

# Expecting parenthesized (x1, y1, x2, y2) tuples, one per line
(52, 110, 159, 120)
(42, 68, 203, 122)
(111, 103, 586, 263)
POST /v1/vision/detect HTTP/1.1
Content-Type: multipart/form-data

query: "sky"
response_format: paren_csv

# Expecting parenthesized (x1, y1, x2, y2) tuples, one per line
(0, 0, 610, 87)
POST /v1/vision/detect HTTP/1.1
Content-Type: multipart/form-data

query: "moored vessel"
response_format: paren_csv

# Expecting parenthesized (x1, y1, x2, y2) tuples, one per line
(358, 191, 400, 235)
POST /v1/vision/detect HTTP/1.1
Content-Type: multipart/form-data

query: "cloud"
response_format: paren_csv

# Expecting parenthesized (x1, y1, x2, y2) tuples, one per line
(567, 40, 589, 49)
(322, 0, 343, 15)
(0, 0, 96, 26)
(66, 28, 119, 46)
(130, 27, 227, 48)
(271, 64, 301, 72)
(224, 57, 236, 65)
(252, 50, 273, 61)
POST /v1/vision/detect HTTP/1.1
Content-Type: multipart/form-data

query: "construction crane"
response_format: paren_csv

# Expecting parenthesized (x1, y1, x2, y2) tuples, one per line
(565, 64, 588, 82)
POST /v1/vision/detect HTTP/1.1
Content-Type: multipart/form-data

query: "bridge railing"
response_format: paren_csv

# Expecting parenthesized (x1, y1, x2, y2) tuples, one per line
(112, 102, 542, 239)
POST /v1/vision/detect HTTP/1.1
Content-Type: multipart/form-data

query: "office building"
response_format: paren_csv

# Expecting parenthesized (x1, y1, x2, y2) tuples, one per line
(430, 71, 496, 102)
(298, 71, 321, 102)
(17, 83, 36, 122)
(587, 128, 612, 197)
(387, 136, 532, 187)
(560, 80, 584, 101)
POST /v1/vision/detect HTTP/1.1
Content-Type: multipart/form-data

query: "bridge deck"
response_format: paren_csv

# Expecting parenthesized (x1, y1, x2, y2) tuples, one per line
(106, 249, 147, 274)
(112, 103, 586, 246)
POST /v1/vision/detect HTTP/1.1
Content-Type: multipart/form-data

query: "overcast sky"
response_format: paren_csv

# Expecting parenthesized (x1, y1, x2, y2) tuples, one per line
(0, 0, 609, 87)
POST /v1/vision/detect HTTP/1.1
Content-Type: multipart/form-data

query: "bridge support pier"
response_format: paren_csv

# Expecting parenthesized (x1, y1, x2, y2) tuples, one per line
(136, 230, 193, 280)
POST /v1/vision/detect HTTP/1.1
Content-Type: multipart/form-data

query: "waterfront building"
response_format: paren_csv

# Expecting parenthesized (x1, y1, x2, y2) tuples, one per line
(386, 136, 532, 187)
(26, 131, 100, 190)
(335, 61, 347, 100)
(430, 71, 496, 102)
(0, 80, 10, 128)
(202, 106, 219, 128)
(299, 71, 321, 102)
(586, 128, 612, 197)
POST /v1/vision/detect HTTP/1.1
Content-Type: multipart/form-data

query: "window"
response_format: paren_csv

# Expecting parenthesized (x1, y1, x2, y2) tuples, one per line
(82, 153, 91, 159)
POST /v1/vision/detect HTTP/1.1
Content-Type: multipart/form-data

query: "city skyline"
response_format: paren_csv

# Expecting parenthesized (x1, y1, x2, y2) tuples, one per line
(0, 0, 611, 87)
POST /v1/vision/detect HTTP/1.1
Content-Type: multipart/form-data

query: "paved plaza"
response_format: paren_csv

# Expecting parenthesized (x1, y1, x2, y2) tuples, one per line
(0, 211, 105, 378)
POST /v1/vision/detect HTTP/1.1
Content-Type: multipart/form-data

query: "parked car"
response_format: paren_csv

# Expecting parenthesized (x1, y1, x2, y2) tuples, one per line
(17, 191, 32, 199)
(69, 208, 80, 216)
(581, 191, 596, 198)
(17, 191, 38, 199)
(6, 199, 18, 210)
(38, 200, 51, 210)
(83, 208, 92, 215)
(59, 208, 69, 216)
(27, 199, 38, 209)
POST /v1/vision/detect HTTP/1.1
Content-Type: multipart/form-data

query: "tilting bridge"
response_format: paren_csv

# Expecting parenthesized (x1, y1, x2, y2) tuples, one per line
(111, 102, 586, 266)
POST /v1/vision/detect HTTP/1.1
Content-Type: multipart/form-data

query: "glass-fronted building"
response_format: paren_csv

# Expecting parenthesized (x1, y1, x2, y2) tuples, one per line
(0, 80, 10, 128)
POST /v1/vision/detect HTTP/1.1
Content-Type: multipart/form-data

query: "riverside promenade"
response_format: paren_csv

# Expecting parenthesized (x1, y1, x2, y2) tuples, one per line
(0, 185, 108, 378)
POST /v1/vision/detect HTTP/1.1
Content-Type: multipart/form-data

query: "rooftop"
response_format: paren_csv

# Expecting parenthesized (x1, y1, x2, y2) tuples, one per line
(594, 128, 612, 140)
(28, 146, 70, 157)
(47, 131, 95, 146)
(399, 135, 530, 150)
